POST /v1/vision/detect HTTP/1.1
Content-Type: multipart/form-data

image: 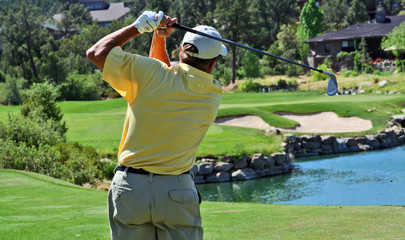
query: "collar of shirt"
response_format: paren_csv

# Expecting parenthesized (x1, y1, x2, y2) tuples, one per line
(177, 63, 213, 82)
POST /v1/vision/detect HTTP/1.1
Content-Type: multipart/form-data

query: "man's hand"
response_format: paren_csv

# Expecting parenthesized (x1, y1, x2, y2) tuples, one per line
(155, 15, 178, 38)
(133, 11, 164, 34)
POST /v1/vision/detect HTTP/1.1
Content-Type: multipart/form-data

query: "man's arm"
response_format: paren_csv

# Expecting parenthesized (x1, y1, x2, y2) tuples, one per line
(149, 16, 178, 66)
(149, 32, 171, 66)
(87, 10, 166, 69)
(86, 25, 139, 69)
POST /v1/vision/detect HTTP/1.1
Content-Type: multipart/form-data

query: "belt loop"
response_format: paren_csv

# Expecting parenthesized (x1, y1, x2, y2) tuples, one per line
(123, 167, 129, 178)
(113, 164, 119, 174)
(148, 172, 153, 183)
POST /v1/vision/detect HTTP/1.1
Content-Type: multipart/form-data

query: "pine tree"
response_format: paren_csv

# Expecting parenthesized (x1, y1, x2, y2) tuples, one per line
(344, 0, 369, 26)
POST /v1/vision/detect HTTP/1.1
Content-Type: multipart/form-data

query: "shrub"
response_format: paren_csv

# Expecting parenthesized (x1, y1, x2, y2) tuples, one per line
(277, 79, 288, 89)
(337, 51, 349, 61)
(239, 79, 261, 92)
(212, 63, 233, 85)
(312, 64, 328, 81)
(0, 139, 102, 185)
(60, 72, 103, 100)
(0, 70, 5, 83)
(373, 70, 382, 76)
(0, 113, 64, 148)
(20, 82, 67, 137)
(0, 75, 27, 105)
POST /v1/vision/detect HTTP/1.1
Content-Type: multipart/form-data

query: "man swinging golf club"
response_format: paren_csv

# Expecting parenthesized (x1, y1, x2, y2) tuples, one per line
(87, 10, 226, 240)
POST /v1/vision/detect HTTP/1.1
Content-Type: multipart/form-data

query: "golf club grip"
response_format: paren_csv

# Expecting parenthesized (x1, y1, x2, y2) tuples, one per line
(172, 23, 330, 75)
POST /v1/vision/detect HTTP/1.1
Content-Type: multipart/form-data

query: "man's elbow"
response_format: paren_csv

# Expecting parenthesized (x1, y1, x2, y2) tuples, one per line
(86, 47, 104, 69)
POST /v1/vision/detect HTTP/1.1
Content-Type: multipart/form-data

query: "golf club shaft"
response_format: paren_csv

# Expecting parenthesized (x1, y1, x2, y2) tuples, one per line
(172, 23, 335, 78)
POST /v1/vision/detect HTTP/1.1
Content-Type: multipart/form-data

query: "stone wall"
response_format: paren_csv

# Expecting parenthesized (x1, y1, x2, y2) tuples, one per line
(192, 152, 293, 184)
(284, 116, 405, 158)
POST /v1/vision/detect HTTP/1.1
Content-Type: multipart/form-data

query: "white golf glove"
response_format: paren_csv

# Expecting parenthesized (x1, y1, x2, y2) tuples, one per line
(133, 10, 164, 34)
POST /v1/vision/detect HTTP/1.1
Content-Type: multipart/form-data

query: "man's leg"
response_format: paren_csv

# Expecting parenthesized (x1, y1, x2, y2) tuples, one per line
(151, 174, 203, 240)
(108, 170, 157, 240)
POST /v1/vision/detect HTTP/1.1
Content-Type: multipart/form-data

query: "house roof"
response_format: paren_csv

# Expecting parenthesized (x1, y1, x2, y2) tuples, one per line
(90, 2, 131, 23)
(306, 15, 405, 43)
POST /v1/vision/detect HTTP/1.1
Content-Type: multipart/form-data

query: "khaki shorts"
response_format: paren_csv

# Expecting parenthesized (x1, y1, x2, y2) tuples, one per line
(108, 169, 202, 240)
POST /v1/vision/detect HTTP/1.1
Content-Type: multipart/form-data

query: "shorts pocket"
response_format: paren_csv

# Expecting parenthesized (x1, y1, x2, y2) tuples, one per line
(169, 189, 197, 204)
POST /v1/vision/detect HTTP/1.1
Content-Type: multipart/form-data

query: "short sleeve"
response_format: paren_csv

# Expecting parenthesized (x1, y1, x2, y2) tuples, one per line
(102, 47, 169, 103)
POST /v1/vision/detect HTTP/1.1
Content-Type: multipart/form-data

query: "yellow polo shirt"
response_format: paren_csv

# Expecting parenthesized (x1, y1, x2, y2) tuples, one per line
(103, 47, 222, 175)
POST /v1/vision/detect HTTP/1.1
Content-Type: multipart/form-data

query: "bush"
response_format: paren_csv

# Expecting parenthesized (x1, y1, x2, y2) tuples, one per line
(239, 79, 262, 92)
(0, 113, 64, 148)
(277, 79, 288, 89)
(373, 70, 382, 76)
(337, 51, 349, 61)
(312, 64, 328, 81)
(212, 64, 232, 85)
(60, 72, 104, 100)
(0, 70, 5, 83)
(0, 139, 102, 185)
(20, 82, 67, 137)
(0, 75, 27, 105)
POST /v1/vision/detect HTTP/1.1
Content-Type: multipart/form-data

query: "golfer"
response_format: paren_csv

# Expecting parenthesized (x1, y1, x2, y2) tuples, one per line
(87, 10, 227, 240)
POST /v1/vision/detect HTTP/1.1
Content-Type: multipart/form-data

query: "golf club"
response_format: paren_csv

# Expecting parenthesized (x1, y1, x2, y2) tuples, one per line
(171, 23, 338, 96)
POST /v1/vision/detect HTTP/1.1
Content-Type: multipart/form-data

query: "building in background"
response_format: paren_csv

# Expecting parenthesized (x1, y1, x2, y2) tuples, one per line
(79, 0, 134, 27)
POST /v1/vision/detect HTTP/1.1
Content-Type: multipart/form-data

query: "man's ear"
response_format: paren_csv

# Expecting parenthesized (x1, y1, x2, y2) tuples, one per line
(208, 57, 218, 73)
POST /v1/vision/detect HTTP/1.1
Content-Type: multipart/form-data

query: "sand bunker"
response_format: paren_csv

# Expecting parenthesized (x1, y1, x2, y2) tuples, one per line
(214, 112, 373, 133)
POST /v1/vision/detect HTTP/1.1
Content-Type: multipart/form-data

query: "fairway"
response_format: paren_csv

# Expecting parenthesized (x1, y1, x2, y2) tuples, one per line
(1, 169, 405, 240)
(1, 92, 404, 156)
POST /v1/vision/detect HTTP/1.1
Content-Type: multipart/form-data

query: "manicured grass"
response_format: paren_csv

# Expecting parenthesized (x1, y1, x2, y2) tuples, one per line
(2, 169, 405, 240)
(197, 125, 283, 156)
(1, 92, 404, 156)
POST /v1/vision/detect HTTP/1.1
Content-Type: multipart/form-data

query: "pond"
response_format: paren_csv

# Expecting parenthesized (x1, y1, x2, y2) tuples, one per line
(198, 145, 405, 205)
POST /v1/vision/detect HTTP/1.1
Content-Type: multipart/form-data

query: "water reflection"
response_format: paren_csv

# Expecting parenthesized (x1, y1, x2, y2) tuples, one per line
(198, 145, 405, 205)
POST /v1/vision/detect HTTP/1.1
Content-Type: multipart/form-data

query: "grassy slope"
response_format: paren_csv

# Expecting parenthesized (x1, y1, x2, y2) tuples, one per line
(1, 169, 405, 240)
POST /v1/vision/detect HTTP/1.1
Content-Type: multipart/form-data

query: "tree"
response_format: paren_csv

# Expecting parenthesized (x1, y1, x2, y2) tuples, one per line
(322, 0, 348, 31)
(249, 0, 299, 49)
(0, 1, 52, 83)
(213, 0, 252, 83)
(382, 21, 405, 57)
(344, 0, 369, 26)
(358, 38, 371, 72)
(297, 0, 325, 60)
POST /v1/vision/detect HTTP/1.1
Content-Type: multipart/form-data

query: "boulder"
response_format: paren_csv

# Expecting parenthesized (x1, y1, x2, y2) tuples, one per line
(272, 153, 287, 165)
(232, 168, 258, 181)
(198, 162, 214, 175)
(322, 144, 333, 150)
(378, 80, 388, 87)
(193, 175, 206, 184)
(365, 135, 375, 142)
(345, 138, 358, 147)
(214, 162, 234, 172)
(269, 166, 284, 175)
(255, 168, 271, 177)
(190, 165, 199, 177)
(333, 139, 349, 153)
(250, 154, 273, 170)
(369, 140, 380, 149)
(233, 160, 248, 169)
(205, 171, 231, 183)
(321, 136, 336, 145)
(358, 144, 373, 151)
(302, 141, 321, 149)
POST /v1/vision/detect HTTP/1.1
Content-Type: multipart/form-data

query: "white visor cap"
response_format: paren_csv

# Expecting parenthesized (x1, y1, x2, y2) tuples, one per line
(181, 25, 227, 59)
